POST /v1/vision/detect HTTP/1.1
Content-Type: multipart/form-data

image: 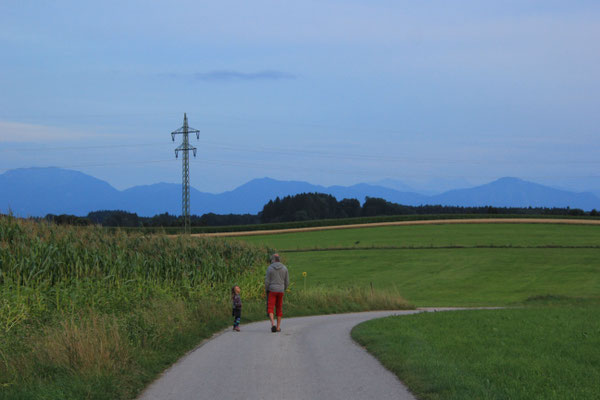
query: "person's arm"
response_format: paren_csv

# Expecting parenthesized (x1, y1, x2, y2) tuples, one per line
(264, 266, 271, 291)
(234, 295, 242, 309)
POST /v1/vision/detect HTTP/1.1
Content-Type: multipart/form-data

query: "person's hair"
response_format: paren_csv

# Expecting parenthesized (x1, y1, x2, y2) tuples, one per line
(231, 285, 239, 300)
(271, 253, 280, 262)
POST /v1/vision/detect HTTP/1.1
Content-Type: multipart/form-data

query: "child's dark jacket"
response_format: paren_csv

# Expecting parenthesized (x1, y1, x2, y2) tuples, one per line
(232, 294, 242, 309)
(232, 293, 242, 317)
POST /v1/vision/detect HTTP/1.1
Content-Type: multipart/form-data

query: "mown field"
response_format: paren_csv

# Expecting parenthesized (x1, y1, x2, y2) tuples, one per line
(239, 222, 600, 250)
(353, 299, 600, 400)
(0, 216, 409, 400)
(237, 223, 600, 306)
(235, 223, 600, 399)
(281, 248, 599, 306)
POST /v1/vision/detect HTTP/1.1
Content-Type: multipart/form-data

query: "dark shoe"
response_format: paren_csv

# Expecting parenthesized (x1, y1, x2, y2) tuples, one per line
(271, 325, 277, 333)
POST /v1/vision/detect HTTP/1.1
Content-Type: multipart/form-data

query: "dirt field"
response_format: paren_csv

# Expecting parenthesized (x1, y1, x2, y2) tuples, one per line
(192, 218, 600, 238)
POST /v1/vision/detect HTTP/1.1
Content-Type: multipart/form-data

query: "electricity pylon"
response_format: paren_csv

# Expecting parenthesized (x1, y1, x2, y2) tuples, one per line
(171, 113, 200, 234)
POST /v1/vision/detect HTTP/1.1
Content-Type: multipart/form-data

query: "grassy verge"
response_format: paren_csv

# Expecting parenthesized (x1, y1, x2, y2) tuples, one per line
(352, 297, 600, 400)
(0, 216, 410, 399)
(0, 287, 410, 400)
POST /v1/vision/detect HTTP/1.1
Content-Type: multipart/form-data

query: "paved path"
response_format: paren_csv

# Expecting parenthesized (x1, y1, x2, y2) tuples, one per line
(139, 310, 434, 400)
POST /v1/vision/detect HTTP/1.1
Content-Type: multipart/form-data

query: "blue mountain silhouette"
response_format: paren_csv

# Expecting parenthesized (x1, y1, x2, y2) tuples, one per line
(1, 168, 598, 217)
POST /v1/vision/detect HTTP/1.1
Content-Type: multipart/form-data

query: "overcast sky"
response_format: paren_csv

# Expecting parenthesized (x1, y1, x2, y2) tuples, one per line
(1, 1, 599, 193)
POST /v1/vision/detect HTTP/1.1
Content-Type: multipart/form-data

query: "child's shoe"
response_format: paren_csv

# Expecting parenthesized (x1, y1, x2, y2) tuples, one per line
(234, 326, 240, 332)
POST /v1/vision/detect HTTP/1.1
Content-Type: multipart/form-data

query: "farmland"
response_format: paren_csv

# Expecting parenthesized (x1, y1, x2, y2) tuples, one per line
(0, 216, 408, 399)
(238, 222, 600, 250)
(282, 248, 599, 306)
(236, 223, 600, 306)
(2, 218, 598, 399)
(234, 222, 600, 399)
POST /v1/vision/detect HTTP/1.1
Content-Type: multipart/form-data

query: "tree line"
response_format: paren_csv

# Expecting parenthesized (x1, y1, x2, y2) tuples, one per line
(43, 210, 260, 227)
(42, 192, 598, 227)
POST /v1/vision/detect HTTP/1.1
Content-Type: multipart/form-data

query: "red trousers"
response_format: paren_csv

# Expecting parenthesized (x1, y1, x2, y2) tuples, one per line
(267, 291, 284, 317)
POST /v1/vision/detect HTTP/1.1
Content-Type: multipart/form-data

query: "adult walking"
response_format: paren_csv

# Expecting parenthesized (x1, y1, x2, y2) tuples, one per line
(264, 253, 289, 333)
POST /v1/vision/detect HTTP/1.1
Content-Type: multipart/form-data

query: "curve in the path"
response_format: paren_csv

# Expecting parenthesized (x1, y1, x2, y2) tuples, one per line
(138, 310, 446, 400)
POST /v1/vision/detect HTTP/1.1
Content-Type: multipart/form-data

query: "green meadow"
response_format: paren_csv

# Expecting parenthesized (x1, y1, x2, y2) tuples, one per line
(235, 222, 600, 399)
(236, 223, 600, 306)
(352, 300, 600, 400)
(239, 223, 600, 250)
(282, 248, 599, 306)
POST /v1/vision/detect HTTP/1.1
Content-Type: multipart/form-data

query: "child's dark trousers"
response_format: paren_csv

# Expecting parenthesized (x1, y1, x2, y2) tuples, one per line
(232, 308, 241, 328)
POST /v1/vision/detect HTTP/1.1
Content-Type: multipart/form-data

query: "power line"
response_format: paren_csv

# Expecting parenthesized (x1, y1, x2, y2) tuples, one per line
(3, 139, 600, 165)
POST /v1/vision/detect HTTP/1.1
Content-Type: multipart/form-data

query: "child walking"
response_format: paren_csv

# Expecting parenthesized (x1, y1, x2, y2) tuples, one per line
(231, 285, 242, 332)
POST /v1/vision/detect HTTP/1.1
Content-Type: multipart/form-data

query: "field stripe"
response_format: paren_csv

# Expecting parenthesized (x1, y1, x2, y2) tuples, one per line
(281, 244, 600, 252)
(194, 218, 600, 238)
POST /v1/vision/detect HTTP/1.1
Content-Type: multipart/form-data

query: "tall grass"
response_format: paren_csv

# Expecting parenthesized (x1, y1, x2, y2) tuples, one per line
(1, 215, 266, 289)
(0, 215, 269, 398)
(0, 214, 273, 323)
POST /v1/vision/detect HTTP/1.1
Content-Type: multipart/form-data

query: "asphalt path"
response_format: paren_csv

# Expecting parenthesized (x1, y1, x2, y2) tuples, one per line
(138, 310, 438, 400)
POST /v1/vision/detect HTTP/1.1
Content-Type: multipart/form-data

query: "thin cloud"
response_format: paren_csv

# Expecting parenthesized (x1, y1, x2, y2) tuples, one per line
(193, 70, 296, 81)
(0, 121, 89, 143)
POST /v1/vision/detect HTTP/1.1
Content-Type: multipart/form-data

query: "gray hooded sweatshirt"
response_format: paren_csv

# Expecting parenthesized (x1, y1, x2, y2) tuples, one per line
(264, 262, 289, 293)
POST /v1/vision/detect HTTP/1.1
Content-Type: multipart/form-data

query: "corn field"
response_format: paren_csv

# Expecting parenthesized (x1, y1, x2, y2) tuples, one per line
(0, 215, 268, 288)
(0, 215, 271, 328)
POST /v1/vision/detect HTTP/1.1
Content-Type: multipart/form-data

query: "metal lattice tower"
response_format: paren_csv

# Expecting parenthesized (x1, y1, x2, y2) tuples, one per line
(171, 113, 200, 233)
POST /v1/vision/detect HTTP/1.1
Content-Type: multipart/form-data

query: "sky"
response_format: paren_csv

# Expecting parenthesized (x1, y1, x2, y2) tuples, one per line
(1, 1, 599, 194)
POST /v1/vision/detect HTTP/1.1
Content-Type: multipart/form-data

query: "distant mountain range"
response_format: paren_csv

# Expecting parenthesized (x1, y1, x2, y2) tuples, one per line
(1, 167, 599, 217)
